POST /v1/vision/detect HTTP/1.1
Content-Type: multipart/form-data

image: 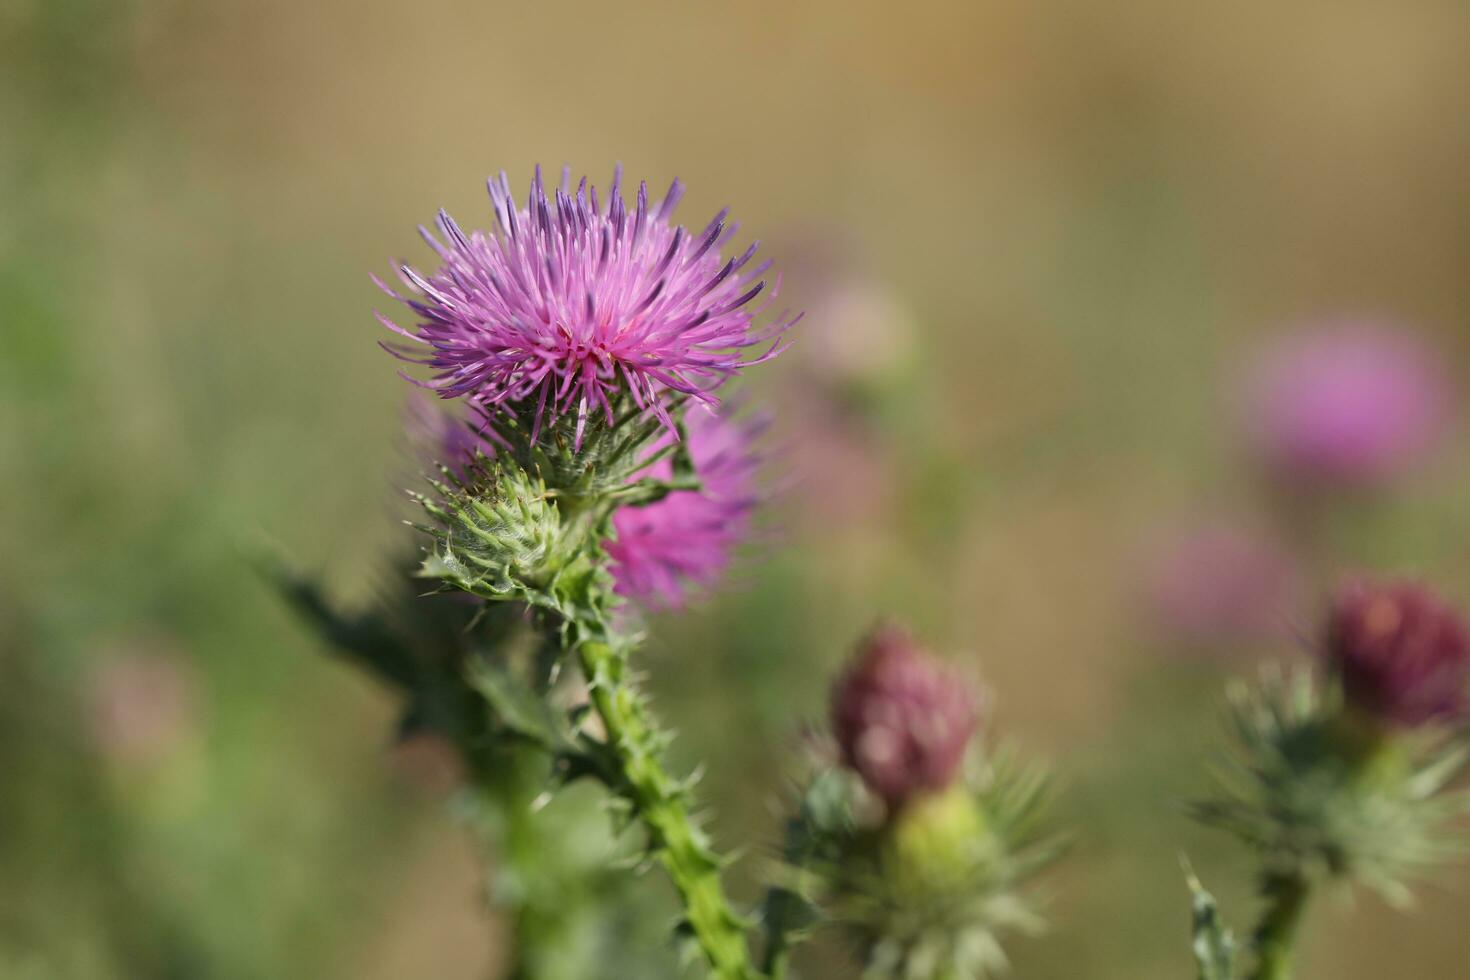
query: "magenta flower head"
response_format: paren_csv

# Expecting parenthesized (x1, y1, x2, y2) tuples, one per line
(1241, 322, 1453, 487)
(831, 625, 980, 809)
(378, 165, 795, 444)
(605, 408, 765, 609)
(1326, 579, 1470, 728)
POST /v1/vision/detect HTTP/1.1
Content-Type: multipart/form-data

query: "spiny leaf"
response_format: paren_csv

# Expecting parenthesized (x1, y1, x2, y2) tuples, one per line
(466, 655, 578, 755)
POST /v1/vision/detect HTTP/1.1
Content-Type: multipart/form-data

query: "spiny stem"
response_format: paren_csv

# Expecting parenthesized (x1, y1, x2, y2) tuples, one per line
(577, 635, 762, 980)
(1248, 871, 1309, 980)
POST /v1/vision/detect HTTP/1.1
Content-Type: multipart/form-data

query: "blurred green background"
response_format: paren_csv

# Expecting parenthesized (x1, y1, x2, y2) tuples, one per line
(5, 0, 1470, 976)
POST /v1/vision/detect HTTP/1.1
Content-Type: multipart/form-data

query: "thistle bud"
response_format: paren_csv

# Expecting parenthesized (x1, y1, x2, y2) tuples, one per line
(831, 625, 979, 809)
(413, 461, 571, 601)
(1326, 580, 1470, 728)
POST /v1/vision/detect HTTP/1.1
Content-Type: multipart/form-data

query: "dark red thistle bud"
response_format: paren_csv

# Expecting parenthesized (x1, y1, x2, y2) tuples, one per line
(831, 625, 979, 809)
(1326, 580, 1470, 728)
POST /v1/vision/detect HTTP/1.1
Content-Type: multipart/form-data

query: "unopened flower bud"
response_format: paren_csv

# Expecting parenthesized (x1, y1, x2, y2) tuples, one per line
(831, 625, 979, 809)
(1327, 580, 1470, 728)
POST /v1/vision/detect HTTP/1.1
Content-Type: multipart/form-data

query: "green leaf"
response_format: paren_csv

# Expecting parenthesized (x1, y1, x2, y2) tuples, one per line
(466, 655, 578, 755)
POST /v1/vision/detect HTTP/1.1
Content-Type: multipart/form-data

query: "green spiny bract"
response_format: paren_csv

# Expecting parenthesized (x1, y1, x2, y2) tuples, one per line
(408, 396, 702, 614)
(773, 750, 1060, 980)
(412, 454, 602, 607)
(1192, 666, 1470, 907)
(484, 392, 698, 504)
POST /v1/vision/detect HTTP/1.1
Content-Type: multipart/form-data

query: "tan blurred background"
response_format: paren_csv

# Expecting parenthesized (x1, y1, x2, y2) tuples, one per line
(4, 0, 1470, 977)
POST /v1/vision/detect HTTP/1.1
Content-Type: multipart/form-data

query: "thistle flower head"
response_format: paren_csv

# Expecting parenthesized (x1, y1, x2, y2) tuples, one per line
(1326, 579, 1470, 728)
(378, 165, 795, 445)
(1242, 323, 1453, 486)
(606, 408, 765, 609)
(831, 625, 980, 809)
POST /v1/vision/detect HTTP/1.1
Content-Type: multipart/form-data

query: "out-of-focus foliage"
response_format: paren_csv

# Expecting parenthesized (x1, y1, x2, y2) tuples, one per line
(277, 560, 681, 980)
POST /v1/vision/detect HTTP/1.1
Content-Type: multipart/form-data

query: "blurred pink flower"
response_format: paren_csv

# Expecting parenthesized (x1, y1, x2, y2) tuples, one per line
(402, 392, 496, 481)
(85, 643, 200, 767)
(1241, 323, 1454, 486)
(771, 232, 906, 528)
(801, 278, 916, 389)
(1143, 522, 1303, 649)
(787, 405, 893, 528)
(778, 228, 916, 391)
(606, 408, 765, 609)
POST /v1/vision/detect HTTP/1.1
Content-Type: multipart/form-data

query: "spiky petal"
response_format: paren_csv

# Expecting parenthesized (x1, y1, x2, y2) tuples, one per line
(378, 166, 795, 443)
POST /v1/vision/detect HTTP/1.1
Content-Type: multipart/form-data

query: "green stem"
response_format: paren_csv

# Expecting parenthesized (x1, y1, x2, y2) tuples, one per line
(577, 636, 761, 980)
(1248, 871, 1309, 980)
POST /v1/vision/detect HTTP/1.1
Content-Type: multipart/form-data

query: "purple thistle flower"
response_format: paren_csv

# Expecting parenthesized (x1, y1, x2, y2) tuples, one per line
(605, 408, 765, 609)
(377, 166, 795, 445)
(1241, 323, 1454, 487)
(1326, 579, 1470, 728)
(831, 625, 980, 809)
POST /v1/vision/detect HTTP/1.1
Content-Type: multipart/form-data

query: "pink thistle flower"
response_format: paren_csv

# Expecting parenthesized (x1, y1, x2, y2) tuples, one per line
(1241, 323, 1454, 487)
(830, 625, 979, 809)
(378, 166, 795, 445)
(605, 408, 766, 609)
(1326, 579, 1470, 728)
